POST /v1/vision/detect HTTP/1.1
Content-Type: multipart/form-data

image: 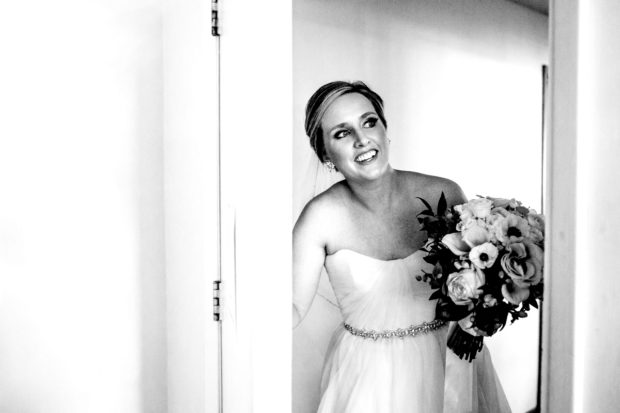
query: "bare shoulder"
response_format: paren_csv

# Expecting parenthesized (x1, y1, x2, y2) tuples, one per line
(397, 170, 468, 208)
(294, 180, 348, 237)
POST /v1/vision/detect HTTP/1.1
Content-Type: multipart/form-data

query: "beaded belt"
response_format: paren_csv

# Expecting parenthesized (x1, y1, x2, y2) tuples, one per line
(343, 319, 447, 341)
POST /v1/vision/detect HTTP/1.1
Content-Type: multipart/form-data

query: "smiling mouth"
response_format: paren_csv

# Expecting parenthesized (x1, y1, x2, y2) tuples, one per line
(355, 149, 378, 163)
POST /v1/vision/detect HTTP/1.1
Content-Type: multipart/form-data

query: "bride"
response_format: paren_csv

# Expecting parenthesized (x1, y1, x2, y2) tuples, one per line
(293, 81, 511, 412)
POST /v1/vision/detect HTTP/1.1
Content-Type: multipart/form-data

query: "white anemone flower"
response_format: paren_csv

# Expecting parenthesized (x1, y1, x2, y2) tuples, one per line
(494, 213, 530, 245)
(469, 242, 499, 269)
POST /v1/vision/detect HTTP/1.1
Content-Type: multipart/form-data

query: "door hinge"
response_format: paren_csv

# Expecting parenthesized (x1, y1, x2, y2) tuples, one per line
(211, 0, 220, 37)
(213, 280, 221, 321)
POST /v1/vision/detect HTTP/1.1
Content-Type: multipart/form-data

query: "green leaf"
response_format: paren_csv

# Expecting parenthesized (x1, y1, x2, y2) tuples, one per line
(417, 197, 434, 213)
(437, 192, 447, 216)
(516, 206, 530, 215)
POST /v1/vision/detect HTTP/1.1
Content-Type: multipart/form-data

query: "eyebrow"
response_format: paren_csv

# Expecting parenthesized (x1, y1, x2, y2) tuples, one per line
(328, 112, 377, 132)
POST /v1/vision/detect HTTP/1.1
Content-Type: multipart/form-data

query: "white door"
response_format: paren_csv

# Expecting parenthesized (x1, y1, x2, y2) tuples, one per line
(217, 1, 293, 412)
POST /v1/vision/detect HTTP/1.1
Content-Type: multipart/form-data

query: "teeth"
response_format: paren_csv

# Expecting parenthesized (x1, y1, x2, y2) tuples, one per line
(356, 150, 377, 162)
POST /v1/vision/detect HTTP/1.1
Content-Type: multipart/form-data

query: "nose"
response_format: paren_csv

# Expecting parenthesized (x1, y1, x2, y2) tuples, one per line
(353, 130, 370, 147)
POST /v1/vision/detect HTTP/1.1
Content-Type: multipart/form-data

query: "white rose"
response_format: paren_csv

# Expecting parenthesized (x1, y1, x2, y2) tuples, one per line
(446, 268, 485, 306)
(461, 220, 491, 248)
(456, 198, 493, 221)
(468, 198, 493, 219)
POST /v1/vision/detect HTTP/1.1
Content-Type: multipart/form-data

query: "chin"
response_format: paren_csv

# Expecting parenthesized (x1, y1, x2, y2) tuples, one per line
(359, 163, 390, 180)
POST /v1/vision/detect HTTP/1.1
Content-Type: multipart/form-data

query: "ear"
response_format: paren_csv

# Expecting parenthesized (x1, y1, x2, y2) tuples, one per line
(322, 151, 330, 163)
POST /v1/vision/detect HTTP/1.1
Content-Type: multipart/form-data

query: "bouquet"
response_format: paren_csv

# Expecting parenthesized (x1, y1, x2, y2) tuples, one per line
(416, 193, 545, 361)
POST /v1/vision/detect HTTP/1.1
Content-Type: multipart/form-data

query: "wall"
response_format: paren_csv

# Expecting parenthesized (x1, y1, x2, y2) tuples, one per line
(293, 1, 548, 412)
(575, 2, 620, 409)
(0, 1, 166, 412)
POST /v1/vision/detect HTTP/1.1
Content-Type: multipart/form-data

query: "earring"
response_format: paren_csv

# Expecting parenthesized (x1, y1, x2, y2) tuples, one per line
(325, 160, 336, 171)
(388, 138, 392, 144)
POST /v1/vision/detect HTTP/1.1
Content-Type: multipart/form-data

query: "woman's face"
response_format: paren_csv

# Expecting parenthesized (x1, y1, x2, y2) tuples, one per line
(320, 93, 389, 182)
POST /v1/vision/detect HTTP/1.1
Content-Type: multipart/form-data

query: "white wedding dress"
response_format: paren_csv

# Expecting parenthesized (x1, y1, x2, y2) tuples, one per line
(292, 162, 511, 412)
(316, 247, 511, 413)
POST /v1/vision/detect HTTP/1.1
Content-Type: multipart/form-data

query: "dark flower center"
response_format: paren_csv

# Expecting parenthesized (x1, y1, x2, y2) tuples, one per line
(480, 253, 489, 261)
(507, 227, 522, 237)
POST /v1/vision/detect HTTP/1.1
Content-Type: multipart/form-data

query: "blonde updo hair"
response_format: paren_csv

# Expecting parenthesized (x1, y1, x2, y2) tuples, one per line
(304, 81, 387, 163)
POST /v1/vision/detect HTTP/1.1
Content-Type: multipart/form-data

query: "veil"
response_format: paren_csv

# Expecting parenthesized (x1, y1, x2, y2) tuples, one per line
(292, 148, 344, 413)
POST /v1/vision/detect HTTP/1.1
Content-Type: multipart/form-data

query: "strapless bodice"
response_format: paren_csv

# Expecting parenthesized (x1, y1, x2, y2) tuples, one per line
(324, 248, 438, 331)
(318, 248, 449, 412)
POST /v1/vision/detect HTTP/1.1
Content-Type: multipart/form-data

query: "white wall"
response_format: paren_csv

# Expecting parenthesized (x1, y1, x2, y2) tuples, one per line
(293, 1, 548, 412)
(0, 1, 166, 412)
(575, 2, 620, 408)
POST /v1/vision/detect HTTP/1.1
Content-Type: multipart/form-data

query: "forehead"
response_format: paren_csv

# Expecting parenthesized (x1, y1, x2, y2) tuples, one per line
(321, 93, 375, 129)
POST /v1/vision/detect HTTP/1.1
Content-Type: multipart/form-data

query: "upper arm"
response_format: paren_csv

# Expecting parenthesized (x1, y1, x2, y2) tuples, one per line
(292, 198, 329, 327)
(442, 178, 468, 208)
(415, 174, 467, 211)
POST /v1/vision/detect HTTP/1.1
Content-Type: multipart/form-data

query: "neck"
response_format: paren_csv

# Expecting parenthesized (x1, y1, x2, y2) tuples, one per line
(346, 167, 398, 212)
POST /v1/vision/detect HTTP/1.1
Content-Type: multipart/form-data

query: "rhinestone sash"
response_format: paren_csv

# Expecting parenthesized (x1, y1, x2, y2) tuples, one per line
(343, 319, 447, 341)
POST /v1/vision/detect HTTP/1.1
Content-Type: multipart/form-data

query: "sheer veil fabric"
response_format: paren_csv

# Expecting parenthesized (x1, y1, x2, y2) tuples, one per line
(293, 156, 344, 413)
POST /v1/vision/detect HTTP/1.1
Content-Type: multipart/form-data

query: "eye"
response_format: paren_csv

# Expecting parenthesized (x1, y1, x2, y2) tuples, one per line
(363, 117, 378, 128)
(334, 129, 350, 139)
